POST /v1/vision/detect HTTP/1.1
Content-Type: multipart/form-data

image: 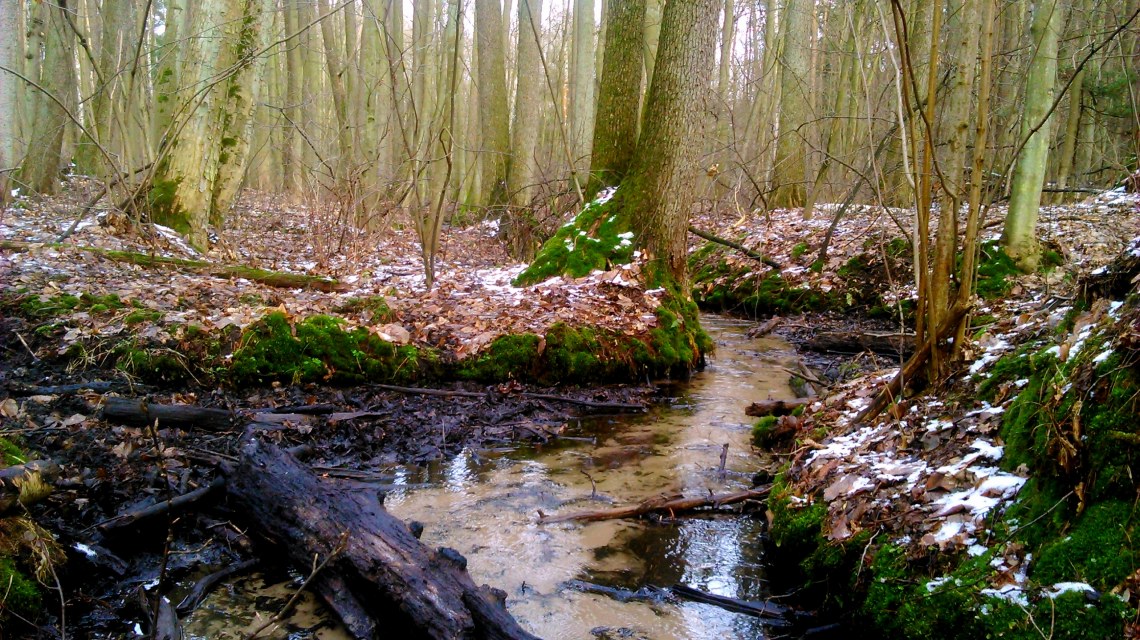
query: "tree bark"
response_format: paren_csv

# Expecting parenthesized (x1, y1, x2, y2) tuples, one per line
(149, 0, 268, 249)
(224, 434, 539, 640)
(769, 0, 811, 208)
(570, 0, 596, 176)
(475, 0, 511, 206)
(0, 0, 17, 206)
(1001, 0, 1064, 271)
(20, 0, 76, 195)
(588, 0, 645, 196)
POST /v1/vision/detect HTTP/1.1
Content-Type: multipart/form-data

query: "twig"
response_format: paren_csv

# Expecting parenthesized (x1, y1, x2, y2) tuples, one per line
(13, 333, 37, 361)
(244, 532, 348, 640)
(688, 225, 782, 269)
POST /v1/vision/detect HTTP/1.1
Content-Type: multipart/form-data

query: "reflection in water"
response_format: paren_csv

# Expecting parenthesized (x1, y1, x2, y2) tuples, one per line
(382, 316, 796, 640)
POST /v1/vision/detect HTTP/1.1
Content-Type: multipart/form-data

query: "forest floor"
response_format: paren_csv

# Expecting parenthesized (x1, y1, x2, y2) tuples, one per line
(1, 179, 1139, 638)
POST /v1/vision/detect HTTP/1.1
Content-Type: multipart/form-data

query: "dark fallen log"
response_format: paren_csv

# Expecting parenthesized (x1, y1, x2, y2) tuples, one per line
(223, 434, 538, 640)
(96, 477, 225, 535)
(563, 579, 672, 603)
(101, 397, 236, 431)
(0, 459, 60, 514)
(370, 383, 646, 412)
(745, 398, 810, 417)
(176, 558, 258, 616)
(669, 584, 792, 626)
(688, 226, 782, 269)
(537, 487, 770, 524)
(747, 316, 783, 338)
(805, 331, 914, 357)
(7, 380, 150, 396)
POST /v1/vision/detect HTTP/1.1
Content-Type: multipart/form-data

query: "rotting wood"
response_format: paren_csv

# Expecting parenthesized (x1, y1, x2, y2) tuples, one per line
(223, 433, 539, 640)
(854, 301, 971, 423)
(370, 383, 646, 412)
(96, 477, 225, 535)
(0, 240, 345, 292)
(805, 331, 915, 356)
(537, 486, 770, 524)
(563, 579, 671, 603)
(688, 225, 782, 269)
(745, 398, 810, 417)
(101, 397, 236, 431)
(669, 583, 792, 624)
(747, 316, 783, 337)
(7, 380, 149, 396)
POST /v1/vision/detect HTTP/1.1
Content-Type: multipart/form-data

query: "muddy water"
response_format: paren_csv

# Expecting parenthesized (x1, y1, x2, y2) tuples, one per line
(181, 315, 795, 639)
(382, 315, 796, 639)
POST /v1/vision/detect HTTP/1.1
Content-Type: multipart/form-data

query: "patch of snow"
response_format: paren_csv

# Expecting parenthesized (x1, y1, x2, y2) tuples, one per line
(1093, 349, 1113, 364)
(967, 544, 988, 557)
(74, 543, 97, 559)
(1045, 582, 1096, 599)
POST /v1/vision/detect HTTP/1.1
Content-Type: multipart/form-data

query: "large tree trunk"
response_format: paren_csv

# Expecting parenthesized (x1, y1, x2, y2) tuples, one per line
(149, 0, 267, 250)
(0, 0, 17, 206)
(618, 0, 721, 283)
(474, 0, 510, 207)
(570, 0, 596, 178)
(504, 0, 545, 258)
(769, 0, 811, 209)
(225, 434, 539, 640)
(1001, 0, 1064, 272)
(588, 0, 646, 196)
(20, 0, 76, 195)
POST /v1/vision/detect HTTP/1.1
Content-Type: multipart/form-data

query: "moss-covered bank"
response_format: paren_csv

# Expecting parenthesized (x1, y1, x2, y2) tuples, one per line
(762, 297, 1140, 639)
(3, 286, 705, 387)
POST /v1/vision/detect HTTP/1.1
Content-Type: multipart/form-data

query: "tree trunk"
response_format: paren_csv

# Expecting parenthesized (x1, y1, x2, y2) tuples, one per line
(618, 0, 721, 283)
(20, 0, 76, 195)
(0, 0, 17, 205)
(504, 0, 545, 258)
(570, 0, 596, 177)
(149, 0, 268, 249)
(769, 0, 811, 209)
(475, 0, 510, 206)
(588, 0, 645, 196)
(1001, 0, 1064, 272)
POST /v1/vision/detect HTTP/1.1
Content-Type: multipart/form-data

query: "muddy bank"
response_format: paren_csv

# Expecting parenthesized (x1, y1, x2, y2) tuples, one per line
(0, 362, 651, 637)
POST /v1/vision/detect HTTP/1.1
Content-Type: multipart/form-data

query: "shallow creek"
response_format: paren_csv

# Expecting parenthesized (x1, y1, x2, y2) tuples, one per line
(183, 315, 797, 639)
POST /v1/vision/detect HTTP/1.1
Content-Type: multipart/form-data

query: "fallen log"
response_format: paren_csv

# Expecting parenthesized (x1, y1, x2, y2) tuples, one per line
(805, 331, 914, 357)
(563, 579, 672, 603)
(669, 583, 791, 624)
(370, 383, 646, 412)
(96, 477, 226, 535)
(223, 433, 538, 640)
(0, 240, 345, 292)
(537, 486, 770, 524)
(101, 397, 236, 431)
(745, 398, 810, 417)
(0, 459, 59, 514)
(688, 226, 782, 269)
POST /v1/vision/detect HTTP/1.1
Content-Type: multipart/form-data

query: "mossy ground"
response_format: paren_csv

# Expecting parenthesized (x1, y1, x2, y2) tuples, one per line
(765, 300, 1139, 639)
(688, 239, 910, 319)
(513, 195, 633, 285)
(0, 440, 51, 624)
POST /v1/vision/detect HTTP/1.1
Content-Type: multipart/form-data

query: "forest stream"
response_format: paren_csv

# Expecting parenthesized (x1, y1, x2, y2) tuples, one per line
(180, 315, 798, 639)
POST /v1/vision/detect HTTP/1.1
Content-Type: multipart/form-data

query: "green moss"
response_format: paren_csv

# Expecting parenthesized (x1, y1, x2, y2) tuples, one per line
(230, 312, 428, 386)
(147, 175, 189, 235)
(976, 343, 1046, 402)
(0, 437, 27, 466)
(123, 309, 161, 324)
(859, 544, 1130, 640)
(0, 555, 41, 620)
(1039, 249, 1064, 272)
(457, 334, 542, 382)
(751, 415, 779, 447)
(975, 241, 1021, 300)
(334, 295, 393, 321)
(792, 242, 810, 259)
(1032, 499, 1138, 589)
(514, 196, 633, 285)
